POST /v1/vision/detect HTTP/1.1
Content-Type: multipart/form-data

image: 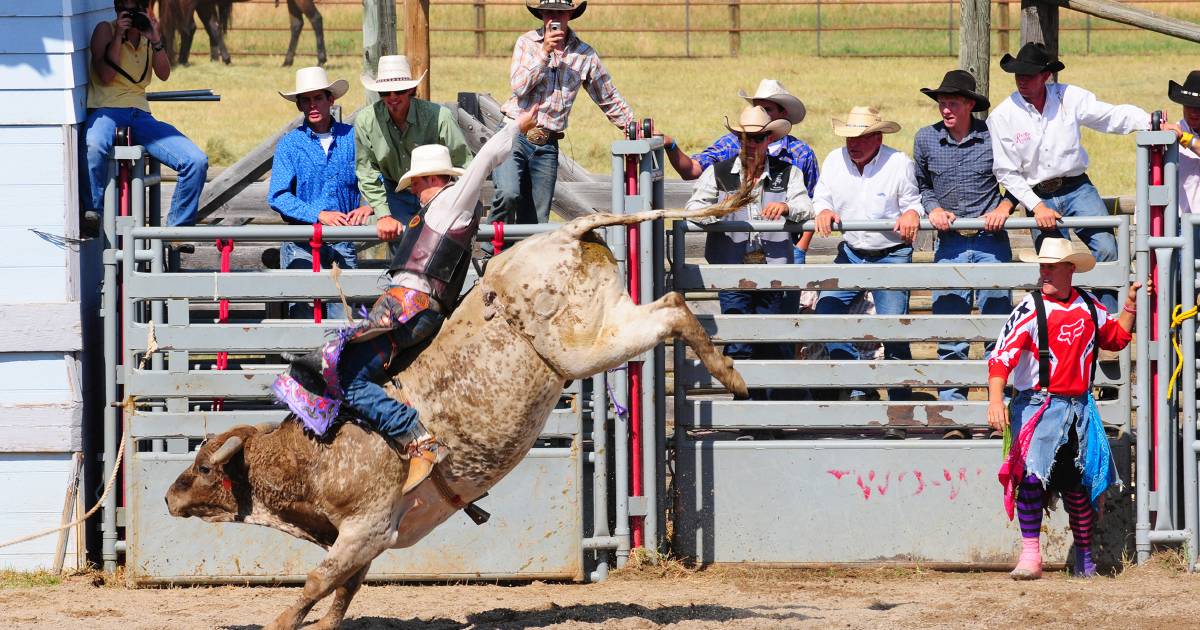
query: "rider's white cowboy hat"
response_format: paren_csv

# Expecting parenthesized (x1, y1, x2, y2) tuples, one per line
(738, 79, 806, 124)
(279, 66, 348, 102)
(723, 105, 792, 141)
(1018, 237, 1097, 273)
(361, 55, 427, 93)
(396, 144, 465, 191)
(832, 106, 901, 138)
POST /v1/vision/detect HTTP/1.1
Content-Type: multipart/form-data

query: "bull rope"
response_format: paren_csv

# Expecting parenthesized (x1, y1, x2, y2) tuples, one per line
(0, 400, 130, 551)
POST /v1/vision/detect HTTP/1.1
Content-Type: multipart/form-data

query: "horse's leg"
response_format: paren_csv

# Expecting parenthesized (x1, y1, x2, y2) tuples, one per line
(304, 0, 327, 67)
(563, 291, 747, 397)
(195, 2, 220, 62)
(178, 11, 196, 66)
(282, 0, 303, 67)
(308, 561, 371, 630)
(264, 520, 391, 630)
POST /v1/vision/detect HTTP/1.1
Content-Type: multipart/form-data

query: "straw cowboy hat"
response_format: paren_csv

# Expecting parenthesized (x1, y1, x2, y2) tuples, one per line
(526, 0, 587, 19)
(279, 66, 349, 102)
(396, 144, 465, 191)
(1018, 237, 1096, 273)
(738, 79, 806, 124)
(999, 42, 1065, 75)
(920, 69, 990, 112)
(1169, 70, 1200, 108)
(723, 105, 792, 140)
(832, 106, 901, 138)
(360, 55, 427, 93)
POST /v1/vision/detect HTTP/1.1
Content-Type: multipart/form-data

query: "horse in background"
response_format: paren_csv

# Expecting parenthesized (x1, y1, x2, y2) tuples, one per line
(280, 0, 327, 67)
(152, 0, 232, 66)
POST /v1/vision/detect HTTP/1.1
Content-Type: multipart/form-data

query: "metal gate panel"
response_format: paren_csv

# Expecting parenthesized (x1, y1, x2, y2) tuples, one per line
(126, 447, 582, 584)
(674, 440, 1129, 566)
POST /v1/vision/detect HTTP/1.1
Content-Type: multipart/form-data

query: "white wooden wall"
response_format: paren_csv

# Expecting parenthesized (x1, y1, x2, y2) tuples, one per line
(0, 0, 109, 571)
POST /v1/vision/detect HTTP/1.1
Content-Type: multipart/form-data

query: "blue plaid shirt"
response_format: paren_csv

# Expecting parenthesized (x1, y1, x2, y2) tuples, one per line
(912, 119, 1010, 219)
(692, 133, 819, 197)
(268, 121, 361, 224)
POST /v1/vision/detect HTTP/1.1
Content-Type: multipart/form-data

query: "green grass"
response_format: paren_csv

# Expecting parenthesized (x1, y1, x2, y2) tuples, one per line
(0, 569, 62, 589)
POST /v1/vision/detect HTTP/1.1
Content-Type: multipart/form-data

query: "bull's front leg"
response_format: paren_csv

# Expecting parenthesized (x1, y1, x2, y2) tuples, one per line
(265, 520, 391, 630)
(308, 562, 371, 630)
(564, 292, 747, 397)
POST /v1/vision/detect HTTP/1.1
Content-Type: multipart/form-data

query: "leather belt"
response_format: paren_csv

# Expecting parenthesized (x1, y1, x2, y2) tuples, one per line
(525, 127, 564, 146)
(1033, 173, 1088, 197)
(844, 242, 909, 259)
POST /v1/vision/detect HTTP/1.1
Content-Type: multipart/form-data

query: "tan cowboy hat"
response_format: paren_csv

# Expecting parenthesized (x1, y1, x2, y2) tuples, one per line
(832, 106, 901, 138)
(738, 79, 806, 124)
(1018, 237, 1096, 273)
(723, 105, 792, 140)
(279, 66, 349, 102)
(396, 144, 465, 191)
(361, 55, 427, 93)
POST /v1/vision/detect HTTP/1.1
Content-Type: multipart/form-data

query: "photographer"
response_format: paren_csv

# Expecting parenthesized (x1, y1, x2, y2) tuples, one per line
(82, 0, 208, 232)
(488, 0, 635, 234)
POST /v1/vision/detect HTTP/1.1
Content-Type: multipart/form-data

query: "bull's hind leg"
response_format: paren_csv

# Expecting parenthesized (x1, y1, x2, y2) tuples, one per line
(567, 292, 747, 397)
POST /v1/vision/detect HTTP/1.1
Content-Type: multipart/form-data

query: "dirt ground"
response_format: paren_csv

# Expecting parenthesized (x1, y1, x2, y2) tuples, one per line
(3, 558, 1200, 630)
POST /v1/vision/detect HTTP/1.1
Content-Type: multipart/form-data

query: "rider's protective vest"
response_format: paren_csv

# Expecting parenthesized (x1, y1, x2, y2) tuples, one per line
(387, 197, 481, 310)
(703, 154, 794, 265)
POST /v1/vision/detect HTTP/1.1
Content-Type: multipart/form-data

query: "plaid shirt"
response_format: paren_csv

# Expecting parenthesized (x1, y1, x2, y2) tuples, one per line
(912, 118, 1008, 218)
(501, 28, 634, 133)
(692, 133, 819, 197)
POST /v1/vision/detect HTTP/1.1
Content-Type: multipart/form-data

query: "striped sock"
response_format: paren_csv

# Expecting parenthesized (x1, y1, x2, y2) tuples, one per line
(1064, 489, 1097, 576)
(1016, 474, 1044, 539)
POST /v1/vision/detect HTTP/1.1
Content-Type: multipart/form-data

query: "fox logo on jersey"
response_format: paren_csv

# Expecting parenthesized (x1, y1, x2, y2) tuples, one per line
(1057, 318, 1087, 345)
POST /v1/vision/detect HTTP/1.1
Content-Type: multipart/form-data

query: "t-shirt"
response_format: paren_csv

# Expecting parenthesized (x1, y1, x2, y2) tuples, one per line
(987, 290, 1131, 395)
(316, 131, 333, 155)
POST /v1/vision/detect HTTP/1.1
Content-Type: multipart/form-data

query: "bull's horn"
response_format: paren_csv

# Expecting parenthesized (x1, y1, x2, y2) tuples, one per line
(254, 421, 280, 434)
(562, 177, 756, 240)
(209, 436, 244, 465)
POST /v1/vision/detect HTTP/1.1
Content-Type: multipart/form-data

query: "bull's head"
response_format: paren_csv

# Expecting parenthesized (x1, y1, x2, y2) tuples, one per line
(165, 424, 261, 521)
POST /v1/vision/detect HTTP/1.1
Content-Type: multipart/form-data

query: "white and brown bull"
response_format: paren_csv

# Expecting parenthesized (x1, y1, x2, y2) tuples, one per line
(165, 197, 749, 630)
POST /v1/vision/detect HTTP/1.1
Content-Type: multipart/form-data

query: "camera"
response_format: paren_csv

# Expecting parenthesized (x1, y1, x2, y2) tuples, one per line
(550, 21, 561, 32)
(124, 10, 152, 32)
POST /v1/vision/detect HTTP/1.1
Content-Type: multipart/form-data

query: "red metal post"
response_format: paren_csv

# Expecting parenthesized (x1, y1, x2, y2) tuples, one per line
(214, 238, 234, 411)
(491, 221, 505, 256)
(311, 224, 323, 324)
(1150, 138, 1164, 489)
(625, 122, 644, 549)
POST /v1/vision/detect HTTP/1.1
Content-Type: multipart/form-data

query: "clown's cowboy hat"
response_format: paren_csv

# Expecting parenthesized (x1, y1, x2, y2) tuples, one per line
(723, 105, 792, 141)
(396, 144, 465, 192)
(279, 66, 349, 102)
(360, 55, 427, 93)
(526, 0, 587, 19)
(1018, 237, 1096, 273)
(832, 106, 901, 138)
(738, 79, 806, 124)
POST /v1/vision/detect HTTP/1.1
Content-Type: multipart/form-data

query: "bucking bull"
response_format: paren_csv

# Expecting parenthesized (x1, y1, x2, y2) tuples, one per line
(165, 195, 750, 630)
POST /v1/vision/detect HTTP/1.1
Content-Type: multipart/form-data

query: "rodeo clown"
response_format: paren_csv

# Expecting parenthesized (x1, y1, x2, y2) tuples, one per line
(273, 105, 539, 492)
(987, 237, 1141, 579)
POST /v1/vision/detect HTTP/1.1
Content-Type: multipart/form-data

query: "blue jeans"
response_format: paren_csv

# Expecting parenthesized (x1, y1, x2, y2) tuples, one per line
(933, 230, 1013, 401)
(83, 107, 208, 226)
(336, 308, 444, 442)
(1033, 180, 1118, 313)
(489, 134, 559, 225)
(816, 242, 913, 400)
(279, 240, 358, 320)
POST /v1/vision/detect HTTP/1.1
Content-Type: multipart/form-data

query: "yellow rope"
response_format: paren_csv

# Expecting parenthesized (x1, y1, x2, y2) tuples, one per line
(1169, 304, 1200, 399)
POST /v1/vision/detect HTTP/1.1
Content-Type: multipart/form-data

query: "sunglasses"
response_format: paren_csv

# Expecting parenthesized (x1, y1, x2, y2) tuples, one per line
(380, 89, 416, 98)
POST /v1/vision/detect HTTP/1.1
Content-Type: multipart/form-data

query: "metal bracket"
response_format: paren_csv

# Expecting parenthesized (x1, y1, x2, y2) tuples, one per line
(627, 495, 648, 517)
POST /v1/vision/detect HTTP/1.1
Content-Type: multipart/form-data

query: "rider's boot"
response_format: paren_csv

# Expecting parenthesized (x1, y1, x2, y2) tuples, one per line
(401, 424, 449, 494)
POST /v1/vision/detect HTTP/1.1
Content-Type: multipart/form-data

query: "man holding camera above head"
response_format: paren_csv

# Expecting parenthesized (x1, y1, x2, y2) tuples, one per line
(489, 0, 635, 230)
(82, 0, 208, 232)
(356, 55, 472, 243)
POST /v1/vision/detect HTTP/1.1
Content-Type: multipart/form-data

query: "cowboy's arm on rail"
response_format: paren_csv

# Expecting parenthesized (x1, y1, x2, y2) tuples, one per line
(436, 105, 474, 169)
(584, 56, 635, 131)
(267, 136, 322, 224)
(1070, 85, 1151, 135)
(783, 164, 815, 222)
(684, 167, 721, 225)
(354, 122, 390, 219)
(510, 33, 551, 98)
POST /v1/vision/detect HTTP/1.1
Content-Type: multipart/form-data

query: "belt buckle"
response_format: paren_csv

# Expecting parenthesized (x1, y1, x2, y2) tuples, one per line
(1037, 177, 1063, 195)
(742, 250, 767, 265)
(955, 228, 980, 238)
(525, 127, 550, 146)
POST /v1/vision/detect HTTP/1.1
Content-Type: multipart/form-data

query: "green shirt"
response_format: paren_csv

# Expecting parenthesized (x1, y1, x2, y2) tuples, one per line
(354, 98, 473, 217)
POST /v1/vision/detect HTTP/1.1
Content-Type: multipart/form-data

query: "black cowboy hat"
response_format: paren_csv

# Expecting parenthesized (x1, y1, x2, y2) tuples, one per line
(526, 0, 587, 19)
(920, 69, 990, 112)
(1169, 70, 1200, 108)
(999, 42, 1065, 75)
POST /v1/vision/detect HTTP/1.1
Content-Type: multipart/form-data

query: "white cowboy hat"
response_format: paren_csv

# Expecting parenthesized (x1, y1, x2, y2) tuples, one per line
(279, 66, 349, 102)
(396, 144, 465, 191)
(738, 79, 806, 124)
(832, 106, 901, 138)
(1018, 237, 1097, 272)
(361, 55, 427, 93)
(723, 105, 792, 140)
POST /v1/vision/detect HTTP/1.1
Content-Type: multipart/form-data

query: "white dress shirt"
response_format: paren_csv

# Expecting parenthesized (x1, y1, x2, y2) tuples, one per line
(1178, 119, 1200, 215)
(811, 145, 923, 252)
(988, 83, 1149, 211)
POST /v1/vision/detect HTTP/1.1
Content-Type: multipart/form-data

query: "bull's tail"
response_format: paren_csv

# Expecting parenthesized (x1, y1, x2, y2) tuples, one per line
(561, 177, 756, 241)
